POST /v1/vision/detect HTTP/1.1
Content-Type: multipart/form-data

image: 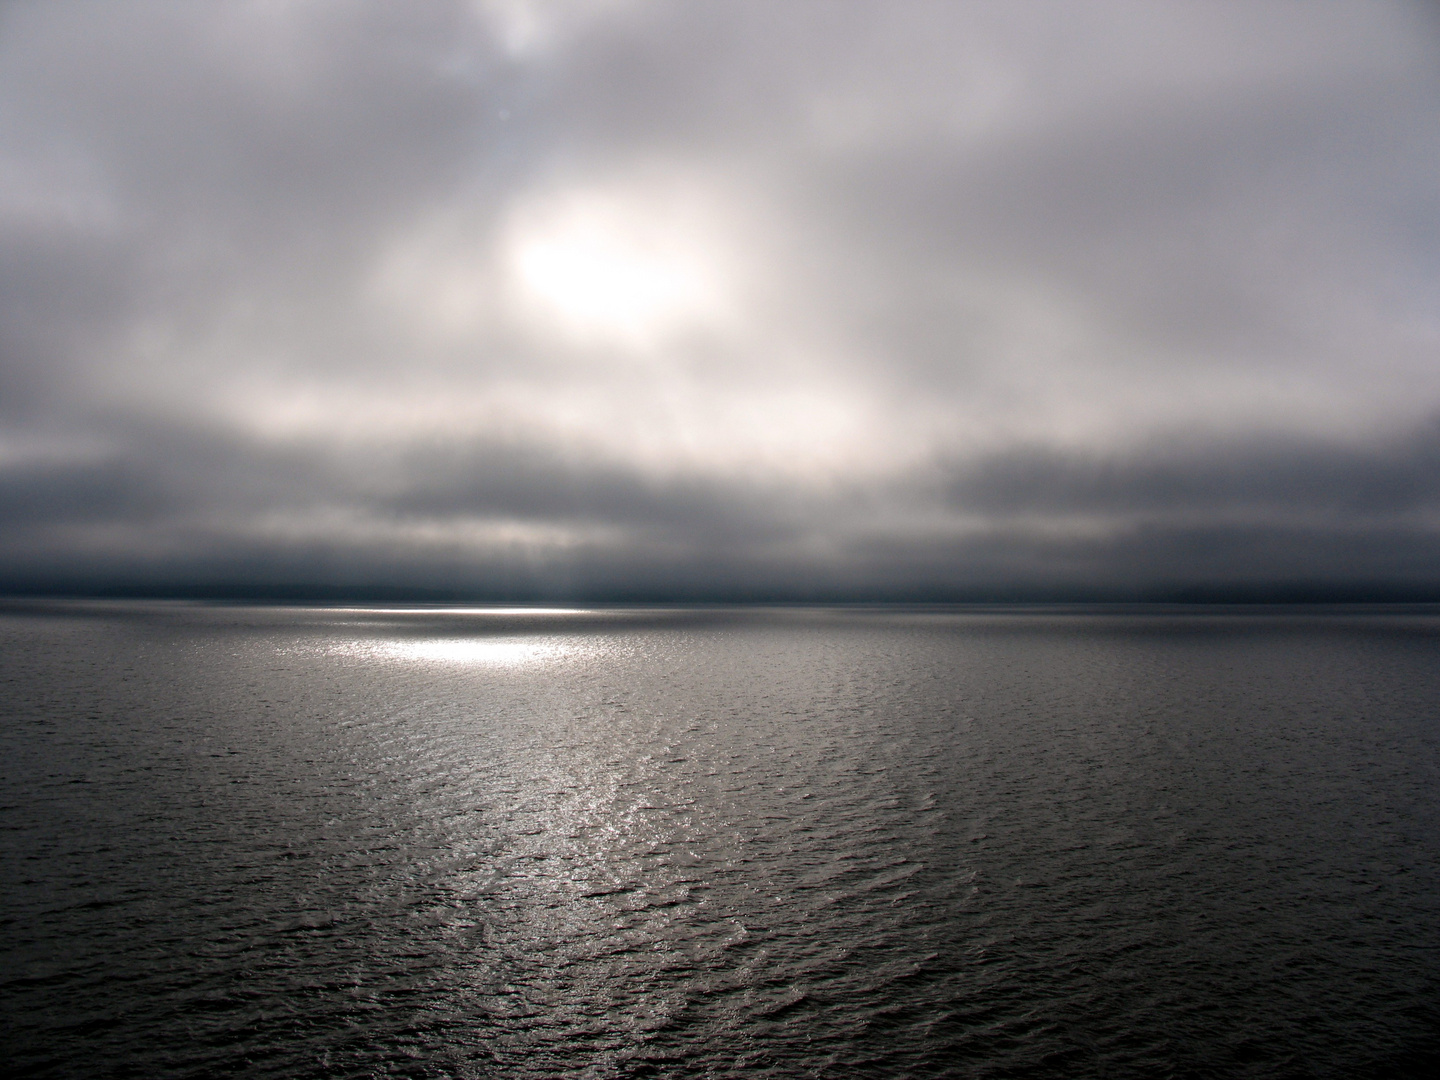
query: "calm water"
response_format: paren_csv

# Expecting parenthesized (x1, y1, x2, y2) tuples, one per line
(2, 602, 1438, 1078)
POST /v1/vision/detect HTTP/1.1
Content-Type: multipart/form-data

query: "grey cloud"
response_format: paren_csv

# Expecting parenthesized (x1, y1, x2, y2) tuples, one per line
(945, 420, 1440, 522)
(817, 67, 1440, 361)
(0, 419, 824, 553)
(0, 455, 172, 526)
(3, 414, 1439, 598)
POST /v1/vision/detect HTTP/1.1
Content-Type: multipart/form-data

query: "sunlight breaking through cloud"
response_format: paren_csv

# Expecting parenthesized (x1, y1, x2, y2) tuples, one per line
(506, 182, 736, 350)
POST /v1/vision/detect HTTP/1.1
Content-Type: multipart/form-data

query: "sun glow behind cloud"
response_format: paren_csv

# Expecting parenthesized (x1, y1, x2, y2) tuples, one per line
(505, 182, 736, 350)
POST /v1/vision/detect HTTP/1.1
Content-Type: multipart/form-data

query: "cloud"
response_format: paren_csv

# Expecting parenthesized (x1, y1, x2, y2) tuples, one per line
(1, 1, 1438, 598)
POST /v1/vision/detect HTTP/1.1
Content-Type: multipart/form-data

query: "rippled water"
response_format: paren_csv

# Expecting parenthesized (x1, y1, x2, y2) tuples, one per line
(3, 602, 1439, 1078)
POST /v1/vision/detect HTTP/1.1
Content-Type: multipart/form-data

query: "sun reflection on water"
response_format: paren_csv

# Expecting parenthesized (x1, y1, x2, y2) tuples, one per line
(329, 607, 592, 616)
(334, 637, 575, 666)
(383, 638, 568, 666)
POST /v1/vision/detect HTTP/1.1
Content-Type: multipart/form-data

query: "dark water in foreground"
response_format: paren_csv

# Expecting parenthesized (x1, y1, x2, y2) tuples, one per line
(2, 603, 1439, 1078)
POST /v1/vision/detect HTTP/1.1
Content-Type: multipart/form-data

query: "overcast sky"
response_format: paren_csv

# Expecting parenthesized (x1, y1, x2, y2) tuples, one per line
(2, 0, 1438, 599)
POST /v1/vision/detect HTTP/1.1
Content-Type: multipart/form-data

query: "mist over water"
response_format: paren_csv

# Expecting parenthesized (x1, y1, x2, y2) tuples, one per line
(3, 603, 1438, 1077)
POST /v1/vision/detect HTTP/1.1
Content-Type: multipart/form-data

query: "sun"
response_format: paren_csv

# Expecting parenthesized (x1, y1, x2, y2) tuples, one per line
(506, 185, 731, 349)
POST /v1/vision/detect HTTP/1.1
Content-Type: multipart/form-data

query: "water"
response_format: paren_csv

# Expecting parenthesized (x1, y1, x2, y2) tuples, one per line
(2, 602, 1438, 1078)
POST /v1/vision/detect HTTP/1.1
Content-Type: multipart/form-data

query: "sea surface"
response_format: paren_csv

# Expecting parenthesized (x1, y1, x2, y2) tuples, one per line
(2, 602, 1438, 1078)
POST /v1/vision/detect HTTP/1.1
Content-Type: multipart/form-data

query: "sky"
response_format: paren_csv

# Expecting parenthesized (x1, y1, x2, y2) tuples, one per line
(2, 0, 1439, 600)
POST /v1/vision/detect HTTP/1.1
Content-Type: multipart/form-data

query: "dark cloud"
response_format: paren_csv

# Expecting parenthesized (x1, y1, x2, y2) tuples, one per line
(1, 1, 1438, 599)
(946, 420, 1440, 521)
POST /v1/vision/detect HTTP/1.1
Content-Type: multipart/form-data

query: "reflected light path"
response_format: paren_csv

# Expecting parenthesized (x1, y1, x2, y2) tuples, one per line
(377, 638, 571, 666)
(328, 607, 593, 616)
(286, 605, 618, 668)
(317, 633, 583, 667)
